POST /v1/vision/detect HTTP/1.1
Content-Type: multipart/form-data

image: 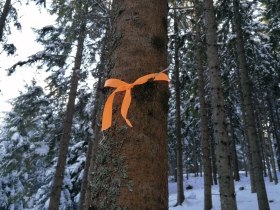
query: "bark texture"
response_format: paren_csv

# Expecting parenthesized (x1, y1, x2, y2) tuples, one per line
(194, 1, 212, 209)
(203, 0, 237, 209)
(89, 0, 169, 209)
(0, 0, 11, 41)
(48, 15, 87, 210)
(233, 0, 270, 209)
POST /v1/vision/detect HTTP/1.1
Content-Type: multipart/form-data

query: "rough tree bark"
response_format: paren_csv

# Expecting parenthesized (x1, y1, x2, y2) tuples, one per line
(203, 0, 237, 209)
(232, 0, 270, 209)
(194, 1, 212, 208)
(174, 8, 185, 206)
(88, 0, 169, 209)
(48, 10, 87, 210)
(0, 0, 11, 41)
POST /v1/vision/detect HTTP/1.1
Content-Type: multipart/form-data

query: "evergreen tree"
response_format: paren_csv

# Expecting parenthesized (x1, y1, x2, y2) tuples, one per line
(203, 0, 237, 209)
(88, 0, 169, 209)
(0, 82, 51, 209)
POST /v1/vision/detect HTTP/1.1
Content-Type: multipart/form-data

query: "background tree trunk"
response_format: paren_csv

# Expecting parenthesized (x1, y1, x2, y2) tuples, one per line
(78, 26, 109, 210)
(174, 9, 185, 206)
(48, 12, 87, 210)
(267, 95, 280, 170)
(238, 72, 256, 192)
(210, 131, 218, 185)
(203, 0, 237, 209)
(88, 0, 169, 209)
(194, 1, 212, 208)
(227, 115, 240, 182)
(232, 0, 270, 209)
(0, 0, 11, 41)
(268, 131, 278, 185)
(78, 78, 102, 210)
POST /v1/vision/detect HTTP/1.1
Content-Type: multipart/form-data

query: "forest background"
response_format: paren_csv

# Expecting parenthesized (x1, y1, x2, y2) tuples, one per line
(0, 0, 279, 210)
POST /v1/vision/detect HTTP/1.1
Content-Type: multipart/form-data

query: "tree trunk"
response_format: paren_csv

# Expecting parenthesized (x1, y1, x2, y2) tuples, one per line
(232, 0, 270, 209)
(78, 78, 102, 210)
(0, 0, 11, 41)
(257, 113, 272, 180)
(268, 131, 278, 185)
(88, 0, 169, 209)
(48, 14, 87, 210)
(174, 150, 178, 182)
(240, 140, 248, 177)
(267, 95, 280, 170)
(227, 115, 240, 181)
(82, 28, 111, 210)
(238, 76, 256, 192)
(78, 27, 109, 210)
(194, 1, 212, 208)
(210, 123, 218, 185)
(256, 111, 269, 178)
(203, 0, 237, 209)
(173, 9, 185, 206)
(265, 144, 273, 182)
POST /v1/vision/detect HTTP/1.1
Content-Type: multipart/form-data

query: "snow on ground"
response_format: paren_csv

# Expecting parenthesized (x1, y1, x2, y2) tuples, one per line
(169, 173, 280, 210)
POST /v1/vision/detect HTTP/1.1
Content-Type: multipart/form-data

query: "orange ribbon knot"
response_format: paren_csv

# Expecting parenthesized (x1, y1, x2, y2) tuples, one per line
(101, 69, 169, 131)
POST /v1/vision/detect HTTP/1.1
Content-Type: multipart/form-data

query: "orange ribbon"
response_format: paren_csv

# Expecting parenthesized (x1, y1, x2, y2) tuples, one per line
(101, 69, 169, 131)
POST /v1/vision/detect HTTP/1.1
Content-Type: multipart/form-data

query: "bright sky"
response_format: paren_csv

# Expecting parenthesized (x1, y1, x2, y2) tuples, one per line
(0, 2, 55, 121)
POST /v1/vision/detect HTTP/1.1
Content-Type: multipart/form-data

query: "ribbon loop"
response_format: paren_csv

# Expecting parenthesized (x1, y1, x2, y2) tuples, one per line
(101, 69, 169, 131)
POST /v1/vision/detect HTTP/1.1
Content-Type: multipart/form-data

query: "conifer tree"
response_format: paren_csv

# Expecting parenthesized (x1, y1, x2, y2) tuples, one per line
(203, 0, 237, 209)
(88, 0, 169, 209)
(194, 1, 212, 209)
(232, 0, 270, 209)
(48, 2, 89, 209)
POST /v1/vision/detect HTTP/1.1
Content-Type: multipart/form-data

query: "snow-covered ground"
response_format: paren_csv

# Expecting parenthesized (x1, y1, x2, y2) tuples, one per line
(169, 173, 280, 210)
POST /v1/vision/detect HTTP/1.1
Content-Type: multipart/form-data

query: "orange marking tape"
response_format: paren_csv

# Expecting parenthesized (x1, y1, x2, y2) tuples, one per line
(101, 68, 170, 131)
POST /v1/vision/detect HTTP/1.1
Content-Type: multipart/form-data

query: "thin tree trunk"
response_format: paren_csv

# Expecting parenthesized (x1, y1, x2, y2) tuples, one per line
(78, 78, 102, 210)
(267, 95, 280, 171)
(226, 110, 240, 181)
(0, 0, 11, 41)
(174, 9, 185, 206)
(232, 0, 270, 209)
(240, 140, 248, 177)
(88, 0, 169, 209)
(246, 133, 256, 192)
(194, 1, 212, 208)
(48, 14, 87, 210)
(257, 114, 272, 181)
(238, 78, 256, 192)
(174, 150, 178, 182)
(258, 126, 267, 178)
(265, 144, 273, 182)
(78, 26, 109, 210)
(203, 0, 237, 209)
(268, 131, 278, 185)
(210, 127, 218, 185)
(227, 115, 240, 181)
(82, 32, 110, 210)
